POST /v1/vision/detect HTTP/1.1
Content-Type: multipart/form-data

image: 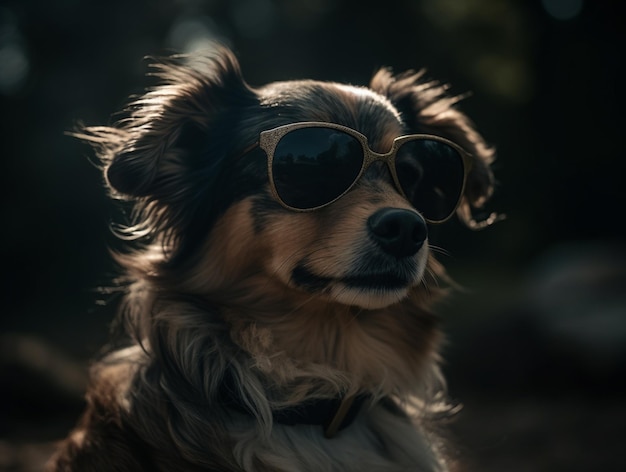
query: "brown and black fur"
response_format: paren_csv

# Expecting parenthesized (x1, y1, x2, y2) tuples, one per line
(49, 46, 495, 471)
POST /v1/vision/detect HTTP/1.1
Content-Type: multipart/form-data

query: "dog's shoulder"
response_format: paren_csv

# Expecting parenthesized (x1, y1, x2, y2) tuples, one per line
(46, 347, 150, 471)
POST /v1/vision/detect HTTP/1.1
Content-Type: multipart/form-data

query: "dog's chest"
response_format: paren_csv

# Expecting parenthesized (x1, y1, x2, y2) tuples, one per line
(226, 404, 446, 472)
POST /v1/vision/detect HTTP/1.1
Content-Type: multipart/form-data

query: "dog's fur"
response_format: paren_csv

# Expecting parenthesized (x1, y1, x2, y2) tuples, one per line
(49, 46, 494, 471)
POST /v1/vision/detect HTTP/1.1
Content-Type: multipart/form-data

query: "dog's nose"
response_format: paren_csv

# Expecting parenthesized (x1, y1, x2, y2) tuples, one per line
(367, 208, 428, 258)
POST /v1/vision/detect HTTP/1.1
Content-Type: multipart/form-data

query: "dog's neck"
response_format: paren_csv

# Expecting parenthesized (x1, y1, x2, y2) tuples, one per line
(218, 281, 443, 403)
(220, 367, 372, 438)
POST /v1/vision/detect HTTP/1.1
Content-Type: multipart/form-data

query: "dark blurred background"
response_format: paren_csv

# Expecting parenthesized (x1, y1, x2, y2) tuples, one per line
(1, 0, 624, 470)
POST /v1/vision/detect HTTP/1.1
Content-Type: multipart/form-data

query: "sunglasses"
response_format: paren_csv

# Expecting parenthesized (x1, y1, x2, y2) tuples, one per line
(255, 122, 472, 223)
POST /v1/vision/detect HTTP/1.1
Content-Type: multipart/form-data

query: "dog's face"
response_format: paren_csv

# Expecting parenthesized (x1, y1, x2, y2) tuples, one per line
(213, 83, 432, 310)
(93, 48, 494, 315)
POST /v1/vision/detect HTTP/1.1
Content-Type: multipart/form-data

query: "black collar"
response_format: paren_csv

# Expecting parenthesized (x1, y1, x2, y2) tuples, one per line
(272, 394, 369, 438)
(219, 374, 369, 438)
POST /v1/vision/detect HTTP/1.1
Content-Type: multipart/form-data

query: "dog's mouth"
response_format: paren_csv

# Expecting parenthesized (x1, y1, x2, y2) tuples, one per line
(341, 272, 410, 290)
(290, 258, 423, 309)
(292, 265, 411, 291)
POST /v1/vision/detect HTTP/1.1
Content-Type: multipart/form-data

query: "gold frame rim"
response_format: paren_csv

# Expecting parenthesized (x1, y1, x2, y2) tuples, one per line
(256, 121, 473, 224)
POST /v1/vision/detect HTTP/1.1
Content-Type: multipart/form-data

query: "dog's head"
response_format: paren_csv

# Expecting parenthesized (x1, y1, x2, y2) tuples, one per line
(86, 47, 494, 318)
(82, 45, 498, 401)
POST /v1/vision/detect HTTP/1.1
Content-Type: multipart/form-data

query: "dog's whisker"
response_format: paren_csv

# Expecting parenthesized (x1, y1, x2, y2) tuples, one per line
(419, 277, 432, 298)
(428, 244, 452, 258)
(425, 266, 440, 288)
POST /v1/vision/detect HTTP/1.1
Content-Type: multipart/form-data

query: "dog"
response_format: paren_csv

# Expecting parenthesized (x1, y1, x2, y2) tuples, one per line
(49, 45, 495, 471)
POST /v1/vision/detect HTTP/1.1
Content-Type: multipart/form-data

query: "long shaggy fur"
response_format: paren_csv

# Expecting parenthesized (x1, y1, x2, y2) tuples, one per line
(49, 45, 495, 471)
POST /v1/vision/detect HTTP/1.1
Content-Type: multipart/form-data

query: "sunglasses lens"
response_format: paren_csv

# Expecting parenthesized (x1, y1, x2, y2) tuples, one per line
(395, 139, 465, 222)
(272, 128, 363, 209)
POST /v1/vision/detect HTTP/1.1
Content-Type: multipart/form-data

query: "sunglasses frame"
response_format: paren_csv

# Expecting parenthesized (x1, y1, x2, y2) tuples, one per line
(258, 122, 473, 224)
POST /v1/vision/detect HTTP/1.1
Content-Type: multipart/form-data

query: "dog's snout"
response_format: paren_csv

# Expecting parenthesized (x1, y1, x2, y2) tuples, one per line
(367, 208, 427, 258)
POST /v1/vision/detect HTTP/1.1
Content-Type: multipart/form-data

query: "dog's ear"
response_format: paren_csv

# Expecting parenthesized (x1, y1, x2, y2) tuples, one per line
(82, 47, 257, 200)
(370, 69, 497, 228)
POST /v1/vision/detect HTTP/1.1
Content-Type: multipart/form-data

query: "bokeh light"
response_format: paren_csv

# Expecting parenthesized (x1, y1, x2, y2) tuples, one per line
(542, 0, 584, 21)
(0, 8, 30, 96)
(167, 15, 228, 53)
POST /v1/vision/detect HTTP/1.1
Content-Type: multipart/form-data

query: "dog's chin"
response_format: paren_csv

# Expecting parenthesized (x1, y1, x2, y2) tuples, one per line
(328, 283, 411, 309)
